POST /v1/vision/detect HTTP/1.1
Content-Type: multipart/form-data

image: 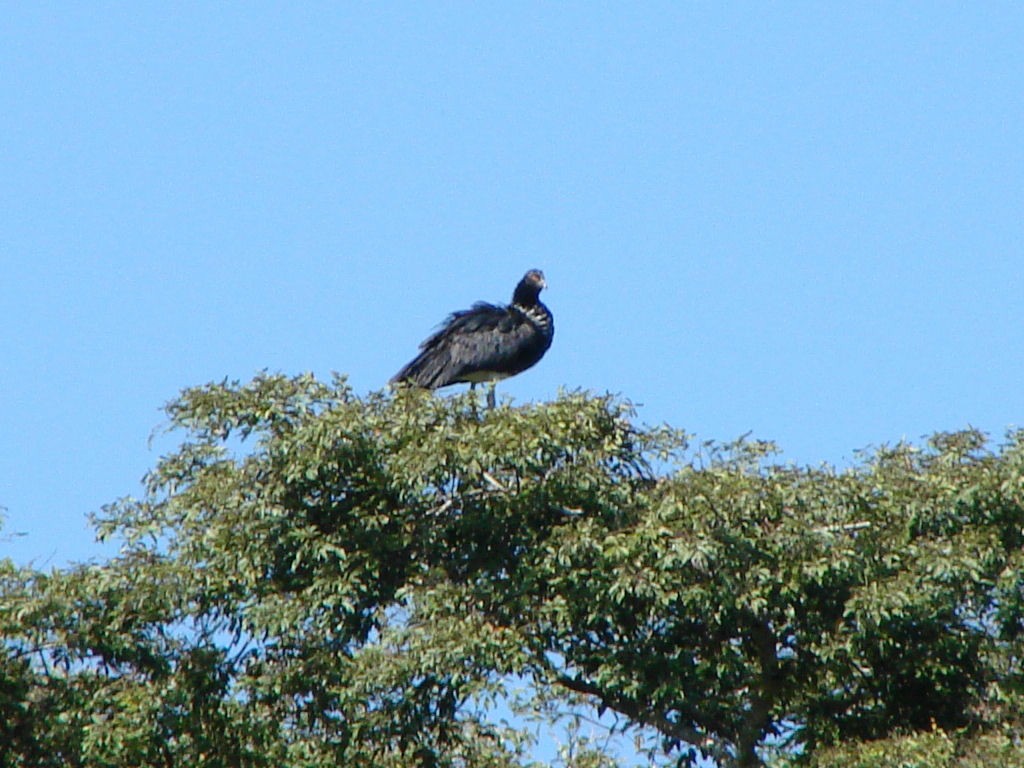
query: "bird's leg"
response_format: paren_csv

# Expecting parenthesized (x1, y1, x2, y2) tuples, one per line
(486, 382, 496, 410)
(469, 382, 480, 417)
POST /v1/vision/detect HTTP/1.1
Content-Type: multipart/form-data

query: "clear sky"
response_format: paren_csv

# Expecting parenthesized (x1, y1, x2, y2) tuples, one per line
(3, 2, 1022, 592)
(3, 5, 1022, 765)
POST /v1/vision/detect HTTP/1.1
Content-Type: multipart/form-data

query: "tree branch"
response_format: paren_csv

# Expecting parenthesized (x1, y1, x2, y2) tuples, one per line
(736, 619, 781, 768)
(811, 521, 871, 535)
(554, 673, 737, 767)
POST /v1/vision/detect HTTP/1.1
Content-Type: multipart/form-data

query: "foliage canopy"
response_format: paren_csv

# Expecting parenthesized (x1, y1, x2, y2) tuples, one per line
(3, 374, 1024, 766)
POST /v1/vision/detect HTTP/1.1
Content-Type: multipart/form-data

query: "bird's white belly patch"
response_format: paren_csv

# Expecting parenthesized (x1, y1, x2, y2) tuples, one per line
(462, 370, 513, 383)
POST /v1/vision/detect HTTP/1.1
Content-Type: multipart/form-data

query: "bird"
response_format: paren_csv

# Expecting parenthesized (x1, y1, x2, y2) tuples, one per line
(390, 269, 554, 408)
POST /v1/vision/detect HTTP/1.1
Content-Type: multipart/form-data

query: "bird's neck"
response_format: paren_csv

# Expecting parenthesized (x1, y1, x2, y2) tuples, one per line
(512, 286, 541, 306)
(516, 299, 553, 335)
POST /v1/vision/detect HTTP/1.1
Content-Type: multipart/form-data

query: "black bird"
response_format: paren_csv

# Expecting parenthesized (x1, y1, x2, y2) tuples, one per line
(390, 269, 554, 407)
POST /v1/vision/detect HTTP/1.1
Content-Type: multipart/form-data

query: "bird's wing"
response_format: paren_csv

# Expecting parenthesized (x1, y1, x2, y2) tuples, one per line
(391, 303, 540, 388)
(434, 302, 519, 339)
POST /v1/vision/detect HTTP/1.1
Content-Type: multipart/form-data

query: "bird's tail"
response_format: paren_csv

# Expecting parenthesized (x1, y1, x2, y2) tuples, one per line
(389, 349, 447, 389)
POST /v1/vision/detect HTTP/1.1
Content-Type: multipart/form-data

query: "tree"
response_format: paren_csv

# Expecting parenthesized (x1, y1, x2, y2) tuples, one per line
(2, 373, 1024, 766)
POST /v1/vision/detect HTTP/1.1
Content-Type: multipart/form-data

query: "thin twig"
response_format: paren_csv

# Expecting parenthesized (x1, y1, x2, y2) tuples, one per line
(812, 521, 872, 535)
(482, 471, 507, 492)
(427, 498, 455, 517)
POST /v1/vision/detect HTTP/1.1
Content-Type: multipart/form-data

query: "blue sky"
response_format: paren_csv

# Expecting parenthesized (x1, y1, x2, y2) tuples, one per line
(4, 3, 1024, 563)
(2, 0, 1022, 636)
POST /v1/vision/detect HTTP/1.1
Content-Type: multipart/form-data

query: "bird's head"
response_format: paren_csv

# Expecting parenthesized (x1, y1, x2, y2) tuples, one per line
(514, 269, 547, 305)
